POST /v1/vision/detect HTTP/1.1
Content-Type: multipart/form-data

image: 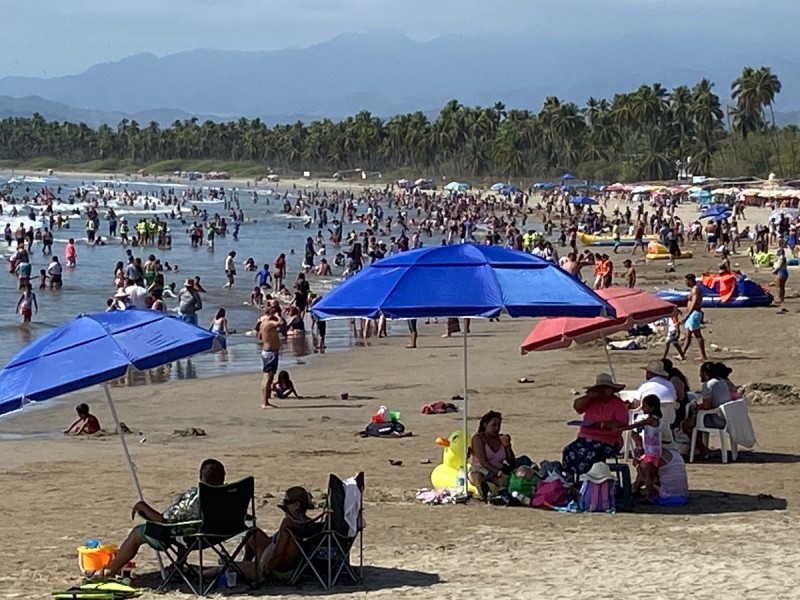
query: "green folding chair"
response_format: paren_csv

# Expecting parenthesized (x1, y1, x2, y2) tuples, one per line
(148, 476, 257, 596)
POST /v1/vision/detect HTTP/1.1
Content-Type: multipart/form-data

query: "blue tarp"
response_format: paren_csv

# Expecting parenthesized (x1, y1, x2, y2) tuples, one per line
(0, 310, 225, 416)
(570, 195, 598, 206)
(312, 244, 615, 320)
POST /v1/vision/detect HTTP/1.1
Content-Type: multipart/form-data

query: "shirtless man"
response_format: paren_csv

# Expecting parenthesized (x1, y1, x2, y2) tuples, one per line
(680, 273, 707, 361)
(257, 306, 282, 408)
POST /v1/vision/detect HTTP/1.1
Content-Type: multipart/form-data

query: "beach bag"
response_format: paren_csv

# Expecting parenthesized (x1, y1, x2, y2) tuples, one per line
(578, 480, 615, 513)
(361, 421, 405, 437)
(531, 479, 570, 508)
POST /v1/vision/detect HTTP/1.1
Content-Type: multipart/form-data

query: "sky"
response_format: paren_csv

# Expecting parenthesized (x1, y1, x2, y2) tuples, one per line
(1, 0, 796, 77)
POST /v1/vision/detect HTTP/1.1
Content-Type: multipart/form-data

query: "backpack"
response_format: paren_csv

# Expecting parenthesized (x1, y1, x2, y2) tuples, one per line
(578, 480, 616, 513)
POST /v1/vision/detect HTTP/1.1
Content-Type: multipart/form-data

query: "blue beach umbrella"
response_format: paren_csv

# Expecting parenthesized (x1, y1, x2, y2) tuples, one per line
(570, 195, 598, 206)
(0, 310, 225, 499)
(490, 182, 505, 191)
(560, 173, 577, 180)
(501, 185, 522, 195)
(699, 204, 731, 219)
(312, 244, 614, 491)
(444, 181, 470, 192)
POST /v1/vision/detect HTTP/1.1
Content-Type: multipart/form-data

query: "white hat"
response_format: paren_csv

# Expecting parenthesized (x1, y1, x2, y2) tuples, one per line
(642, 359, 669, 378)
(579, 462, 616, 484)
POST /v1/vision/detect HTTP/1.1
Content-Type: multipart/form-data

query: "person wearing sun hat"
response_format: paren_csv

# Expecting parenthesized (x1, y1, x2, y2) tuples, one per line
(562, 373, 629, 477)
(177, 277, 203, 325)
(636, 359, 677, 404)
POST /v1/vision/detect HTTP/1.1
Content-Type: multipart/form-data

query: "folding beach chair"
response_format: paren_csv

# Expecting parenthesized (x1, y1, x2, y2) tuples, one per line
(150, 476, 257, 596)
(289, 472, 365, 590)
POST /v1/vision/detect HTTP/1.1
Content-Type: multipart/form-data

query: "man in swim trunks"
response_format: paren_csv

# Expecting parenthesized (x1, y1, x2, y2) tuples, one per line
(258, 306, 282, 408)
(100, 458, 226, 578)
(680, 273, 708, 361)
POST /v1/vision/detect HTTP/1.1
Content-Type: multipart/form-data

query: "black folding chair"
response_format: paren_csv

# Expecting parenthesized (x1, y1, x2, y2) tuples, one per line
(289, 472, 364, 590)
(152, 476, 257, 596)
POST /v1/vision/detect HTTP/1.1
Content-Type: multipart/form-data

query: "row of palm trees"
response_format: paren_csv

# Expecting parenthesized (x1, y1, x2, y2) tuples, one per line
(0, 66, 790, 181)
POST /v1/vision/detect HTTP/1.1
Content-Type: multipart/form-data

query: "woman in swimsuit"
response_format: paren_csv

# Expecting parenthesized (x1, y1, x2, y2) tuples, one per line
(468, 410, 515, 499)
(209, 307, 232, 336)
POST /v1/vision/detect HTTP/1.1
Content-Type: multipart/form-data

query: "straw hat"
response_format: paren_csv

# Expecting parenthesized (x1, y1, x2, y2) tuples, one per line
(642, 359, 669, 378)
(585, 373, 625, 391)
(579, 462, 616, 484)
(184, 278, 194, 287)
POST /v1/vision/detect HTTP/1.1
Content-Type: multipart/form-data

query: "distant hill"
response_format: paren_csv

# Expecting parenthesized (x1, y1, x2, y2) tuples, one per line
(0, 32, 798, 121)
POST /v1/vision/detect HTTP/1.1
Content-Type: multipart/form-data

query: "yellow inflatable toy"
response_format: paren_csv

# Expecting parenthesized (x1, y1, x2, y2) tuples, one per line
(645, 241, 693, 260)
(431, 431, 479, 495)
(577, 232, 657, 247)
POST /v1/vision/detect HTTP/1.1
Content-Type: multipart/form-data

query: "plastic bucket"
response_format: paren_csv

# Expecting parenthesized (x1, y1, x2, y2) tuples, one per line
(77, 545, 118, 572)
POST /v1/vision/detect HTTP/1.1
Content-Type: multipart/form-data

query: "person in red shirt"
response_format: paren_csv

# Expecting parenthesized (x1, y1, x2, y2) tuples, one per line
(64, 403, 101, 435)
(562, 373, 629, 477)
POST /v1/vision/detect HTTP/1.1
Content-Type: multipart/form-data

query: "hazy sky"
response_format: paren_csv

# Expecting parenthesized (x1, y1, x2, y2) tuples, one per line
(1, 0, 794, 77)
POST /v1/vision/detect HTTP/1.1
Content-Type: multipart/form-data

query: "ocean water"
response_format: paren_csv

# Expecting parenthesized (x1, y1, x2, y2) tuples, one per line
(0, 173, 376, 387)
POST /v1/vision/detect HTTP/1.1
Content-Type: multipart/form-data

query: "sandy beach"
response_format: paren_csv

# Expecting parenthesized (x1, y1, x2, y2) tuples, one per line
(1, 193, 799, 600)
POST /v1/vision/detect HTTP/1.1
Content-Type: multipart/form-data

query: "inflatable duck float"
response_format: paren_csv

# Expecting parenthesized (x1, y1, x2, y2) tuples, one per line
(431, 430, 479, 495)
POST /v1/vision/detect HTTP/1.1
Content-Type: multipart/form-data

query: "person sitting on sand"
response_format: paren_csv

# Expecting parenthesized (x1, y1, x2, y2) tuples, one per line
(562, 373, 628, 477)
(272, 370, 300, 399)
(469, 410, 515, 499)
(98, 458, 226, 578)
(64, 403, 101, 435)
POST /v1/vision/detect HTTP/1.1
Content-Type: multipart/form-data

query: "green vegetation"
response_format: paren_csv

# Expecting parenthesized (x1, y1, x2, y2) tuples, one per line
(0, 66, 795, 181)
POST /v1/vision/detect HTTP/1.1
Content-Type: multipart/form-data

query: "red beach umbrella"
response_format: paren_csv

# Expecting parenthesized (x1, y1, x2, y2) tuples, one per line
(520, 288, 676, 376)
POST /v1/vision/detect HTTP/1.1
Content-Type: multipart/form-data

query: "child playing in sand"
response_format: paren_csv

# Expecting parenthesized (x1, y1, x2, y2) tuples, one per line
(617, 394, 662, 499)
(64, 403, 101, 435)
(272, 370, 300, 399)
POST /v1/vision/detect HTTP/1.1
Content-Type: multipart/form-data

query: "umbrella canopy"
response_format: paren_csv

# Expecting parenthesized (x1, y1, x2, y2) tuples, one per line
(490, 182, 505, 191)
(444, 181, 470, 192)
(520, 287, 676, 354)
(0, 310, 225, 415)
(560, 173, 577, 180)
(501, 185, 522, 195)
(769, 208, 800, 222)
(690, 189, 711, 199)
(312, 244, 616, 321)
(700, 204, 731, 219)
(570, 195, 598, 206)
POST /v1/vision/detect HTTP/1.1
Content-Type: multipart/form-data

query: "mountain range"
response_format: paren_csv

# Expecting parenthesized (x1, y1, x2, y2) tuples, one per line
(0, 32, 798, 126)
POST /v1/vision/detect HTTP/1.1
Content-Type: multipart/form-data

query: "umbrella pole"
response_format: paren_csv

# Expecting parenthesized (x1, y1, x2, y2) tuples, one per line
(462, 326, 469, 495)
(602, 339, 617, 382)
(103, 382, 166, 576)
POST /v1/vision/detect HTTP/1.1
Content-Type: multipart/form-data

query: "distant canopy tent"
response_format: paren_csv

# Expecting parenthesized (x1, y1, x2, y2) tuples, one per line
(569, 195, 598, 206)
(311, 244, 615, 493)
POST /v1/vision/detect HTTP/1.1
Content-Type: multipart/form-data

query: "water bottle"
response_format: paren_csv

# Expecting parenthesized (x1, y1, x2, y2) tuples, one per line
(456, 467, 466, 490)
(511, 491, 532, 507)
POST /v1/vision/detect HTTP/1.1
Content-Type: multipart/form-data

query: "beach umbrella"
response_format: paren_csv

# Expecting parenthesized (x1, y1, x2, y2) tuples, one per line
(501, 185, 522, 195)
(0, 310, 225, 499)
(444, 181, 469, 192)
(700, 204, 731, 219)
(312, 244, 614, 492)
(560, 173, 577, 180)
(570, 195, 598, 206)
(769, 208, 800, 222)
(520, 288, 676, 380)
(490, 182, 505, 191)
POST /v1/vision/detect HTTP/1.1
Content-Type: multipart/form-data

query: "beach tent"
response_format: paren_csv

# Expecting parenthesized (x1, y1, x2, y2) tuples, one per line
(520, 288, 676, 381)
(444, 181, 470, 192)
(312, 244, 614, 493)
(570, 195, 598, 206)
(0, 310, 225, 498)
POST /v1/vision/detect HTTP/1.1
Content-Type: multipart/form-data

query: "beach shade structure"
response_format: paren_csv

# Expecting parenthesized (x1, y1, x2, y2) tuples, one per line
(700, 204, 731, 220)
(0, 310, 225, 498)
(501, 185, 522, 195)
(444, 181, 470, 193)
(570, 195, 598, 206)
(769, 208, 800, 222)
(490, 182, 505, 191)
(312, 244, 614, 493)
(560, 173, 577, 180)
(520, 287, 676, 381)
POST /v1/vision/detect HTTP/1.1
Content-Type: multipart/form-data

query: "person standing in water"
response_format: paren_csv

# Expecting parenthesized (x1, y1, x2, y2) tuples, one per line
(16, 283, 38, 323)
(65, 238, 77, 268)
(224, 250, 237, 289)
(257, 306, 282, 409)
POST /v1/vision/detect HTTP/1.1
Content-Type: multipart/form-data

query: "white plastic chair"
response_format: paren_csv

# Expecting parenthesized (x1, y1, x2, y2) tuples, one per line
(688, 406, 738, 463)
(622, 402, 677, 459)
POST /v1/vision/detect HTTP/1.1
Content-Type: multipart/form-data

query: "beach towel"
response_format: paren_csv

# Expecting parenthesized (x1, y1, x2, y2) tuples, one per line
(52, 581, 143, 599)
(719, 400, 757, 448)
